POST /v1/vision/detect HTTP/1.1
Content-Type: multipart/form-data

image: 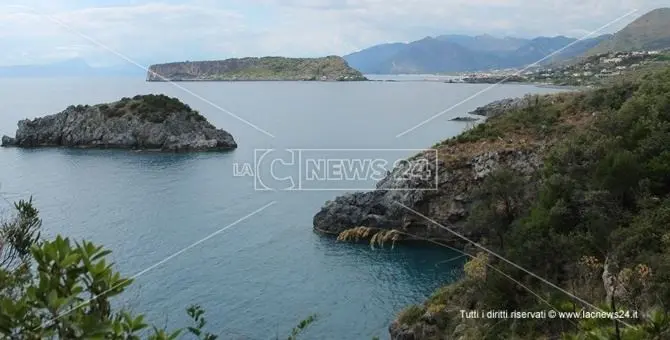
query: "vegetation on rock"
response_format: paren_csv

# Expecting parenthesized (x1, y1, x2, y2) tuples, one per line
(2, 94, 236, 151)
(97, 94, 205, 124)
(391, 67, 670, 339)
(147, 56, 367, 82)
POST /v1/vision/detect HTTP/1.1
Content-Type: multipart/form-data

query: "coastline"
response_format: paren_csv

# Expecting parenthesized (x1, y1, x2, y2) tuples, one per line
(365, 75, 589, 90)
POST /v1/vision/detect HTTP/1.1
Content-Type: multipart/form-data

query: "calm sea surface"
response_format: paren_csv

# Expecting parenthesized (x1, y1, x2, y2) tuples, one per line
(0, 77, 563, 339)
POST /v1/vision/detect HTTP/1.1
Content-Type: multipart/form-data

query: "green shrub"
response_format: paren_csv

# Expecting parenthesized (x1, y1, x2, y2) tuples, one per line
(398, 305, 425, 326)
(1, 199, 314, 339)
(406, 67, 670, 338)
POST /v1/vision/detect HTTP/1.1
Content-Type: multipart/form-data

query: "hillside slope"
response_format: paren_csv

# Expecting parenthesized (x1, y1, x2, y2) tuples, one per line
(147, 56, 366, 81)
(344, 43, 408, 74)
(382, 37, 503, 73)
(314, 67, 670, 339)
(343, 35, 609, 74)
(436, 34, 529, 52)
(588, 7, 670, 55)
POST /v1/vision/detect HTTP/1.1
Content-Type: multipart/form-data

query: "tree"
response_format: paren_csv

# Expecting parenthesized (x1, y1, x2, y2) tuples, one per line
(0, 199, 316, 339)
(0, 197, 41, 269)
(468, 168, 531, 251)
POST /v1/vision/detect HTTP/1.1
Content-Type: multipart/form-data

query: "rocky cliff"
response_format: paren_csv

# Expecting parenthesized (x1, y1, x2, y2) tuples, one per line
(311, 91, 601, 338)
(147, 56, 367, 81)
(1, 94, 237, 152)
(313, 94, 556, 244)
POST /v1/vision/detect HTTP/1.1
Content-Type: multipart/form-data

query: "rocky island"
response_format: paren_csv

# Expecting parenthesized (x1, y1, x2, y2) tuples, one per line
(313, 67, 670, 339)
(1, 94, 237, 152)
(147, 56, 367, 82)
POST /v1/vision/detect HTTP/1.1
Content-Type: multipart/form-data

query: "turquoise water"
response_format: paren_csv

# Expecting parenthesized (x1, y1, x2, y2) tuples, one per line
(0, 78, 562, 339)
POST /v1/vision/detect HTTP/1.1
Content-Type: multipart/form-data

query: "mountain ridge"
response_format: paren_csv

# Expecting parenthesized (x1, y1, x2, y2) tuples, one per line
(344, 34, 611, 74)
(344, 8, 669, 74)
(587, 7, 670, 55)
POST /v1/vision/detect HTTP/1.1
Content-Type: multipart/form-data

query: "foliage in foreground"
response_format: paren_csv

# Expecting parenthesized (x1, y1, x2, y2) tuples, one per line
(399, 67, 670, 339)
(0, 199, 315, 339)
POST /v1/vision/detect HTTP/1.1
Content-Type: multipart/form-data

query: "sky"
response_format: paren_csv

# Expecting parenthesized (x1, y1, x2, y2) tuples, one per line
(0, 0, 668, 67)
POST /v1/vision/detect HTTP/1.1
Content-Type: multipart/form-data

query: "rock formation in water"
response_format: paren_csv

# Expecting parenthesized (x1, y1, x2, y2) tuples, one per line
(1, 94, 237, 152)
(469, 97, 530, 118)
(147, 56, 367, 82)
(449, 116, 480, 122)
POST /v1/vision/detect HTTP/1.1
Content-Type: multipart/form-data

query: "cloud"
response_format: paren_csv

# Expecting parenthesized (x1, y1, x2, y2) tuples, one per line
(0, 3, 246, 66)
(0, 0, 667, 66)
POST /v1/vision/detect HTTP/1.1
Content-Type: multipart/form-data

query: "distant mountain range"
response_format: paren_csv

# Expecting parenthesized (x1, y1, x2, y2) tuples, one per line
(0, 59, 145, 77)
(344, 8, 670, 74)
(3, 8, 668, 78)
(344, 34, 610, 74)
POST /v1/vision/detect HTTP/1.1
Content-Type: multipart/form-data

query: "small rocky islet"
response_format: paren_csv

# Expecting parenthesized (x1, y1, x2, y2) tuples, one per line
(1, 94, 237, 152)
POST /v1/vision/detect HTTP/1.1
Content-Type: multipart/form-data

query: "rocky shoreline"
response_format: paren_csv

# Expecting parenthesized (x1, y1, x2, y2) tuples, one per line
(469, 96, 531, 117)
(311, 91, 583, 339)
(1, 94, 237, 152)
(312, 95, 547, 240)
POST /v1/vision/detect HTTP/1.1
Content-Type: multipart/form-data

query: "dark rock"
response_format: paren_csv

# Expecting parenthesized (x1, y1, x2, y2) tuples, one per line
(469, 97, 529, 118)
(450, 116, 480, 122)
(389, 318, 441, 340)
(313, 149, 541, 242)
(3, 95, 237, 152)
(1, 135, 16, 146)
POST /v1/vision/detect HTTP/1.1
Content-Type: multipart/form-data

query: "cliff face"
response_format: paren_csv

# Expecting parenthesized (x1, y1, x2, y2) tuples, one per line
(1, 94, 237, 152)
(313, 148, 541, 244)
(311, 91, 601, 338)
(313, 94, 558, 244)
(147, 56, 367, 81)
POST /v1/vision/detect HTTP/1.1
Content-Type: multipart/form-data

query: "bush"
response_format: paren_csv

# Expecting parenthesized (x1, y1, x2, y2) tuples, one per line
(129, 94, 195, 123)
(407, 67, 670, 338)
(0, 199, 315, 339)
(397, 305, 425, 326)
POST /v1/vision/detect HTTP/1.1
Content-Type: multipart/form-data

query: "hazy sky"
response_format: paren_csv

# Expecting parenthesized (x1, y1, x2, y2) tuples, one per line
(0, 0, 667, 66)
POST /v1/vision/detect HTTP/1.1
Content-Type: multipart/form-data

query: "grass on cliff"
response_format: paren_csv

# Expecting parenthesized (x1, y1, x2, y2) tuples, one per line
(395, 67, 670, 339)
(429, 81, 640, 167)
(336, 227, 405, 249)
(98, 94, 207, 123)
(398, 305, 426, 326)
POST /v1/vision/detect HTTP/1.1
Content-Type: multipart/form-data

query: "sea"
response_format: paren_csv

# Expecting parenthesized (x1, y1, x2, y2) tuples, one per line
(0, 76, 564, 339)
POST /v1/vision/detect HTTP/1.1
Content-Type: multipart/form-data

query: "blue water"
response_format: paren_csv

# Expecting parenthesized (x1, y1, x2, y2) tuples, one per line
(0, 77, 563, 339)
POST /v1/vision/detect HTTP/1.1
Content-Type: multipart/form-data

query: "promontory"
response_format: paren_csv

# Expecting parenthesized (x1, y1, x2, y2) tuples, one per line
(146, 56, 367, 81)
(1, 94, 237, 152)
